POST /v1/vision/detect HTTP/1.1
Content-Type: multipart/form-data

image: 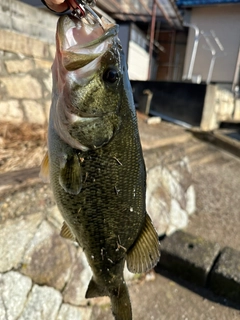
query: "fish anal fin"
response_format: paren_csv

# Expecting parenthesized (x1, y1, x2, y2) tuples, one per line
(126, 213, 160, 274)
(60, 221, 76, 241)
(39, 151, 50, 183)
(59, 153, 82, 195)
(85, 277, 107, 299)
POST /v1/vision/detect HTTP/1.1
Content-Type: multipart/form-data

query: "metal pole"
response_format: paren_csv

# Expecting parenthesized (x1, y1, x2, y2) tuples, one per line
(148, 0, 157, 80)
(202, 32, 216, 84)
(168, 30, 176, 81)
(183, 22, 200, 80)
(207, 56, 216, 84)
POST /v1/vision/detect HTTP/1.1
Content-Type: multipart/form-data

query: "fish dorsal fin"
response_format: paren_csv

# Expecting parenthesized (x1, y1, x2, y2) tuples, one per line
(62, 52, 101, 71)
(126, 213, 160, 274)
(39, 151, 50, 183)
(60, 221, 76, 241)
(85, 277, 107, 298)
(59, 153, 82, 195)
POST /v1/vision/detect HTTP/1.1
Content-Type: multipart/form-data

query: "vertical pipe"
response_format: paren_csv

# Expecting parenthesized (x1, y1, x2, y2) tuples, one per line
(206, 56, 216, 84)
(203, 34, 216, 84)
(148, 0, 157, 80)
(168, 30, 176, 81)
(232, 48, 240, 92)
(183, 23, 200, 80)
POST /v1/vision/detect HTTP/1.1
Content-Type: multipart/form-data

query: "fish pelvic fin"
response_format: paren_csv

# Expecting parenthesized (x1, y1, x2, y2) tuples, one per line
(59, 152, 82, 195)
(110, 281, 132, 320)
(85, 277, 108, 298)
(39, 151, 50, 183)
(60, 221, 76, 241)
(126, 212, 160, 274)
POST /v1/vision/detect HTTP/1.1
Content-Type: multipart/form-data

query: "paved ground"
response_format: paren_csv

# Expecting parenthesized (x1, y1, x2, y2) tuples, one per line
(138, 115, 240, 251)
(91, 271, 240, 320)
(185, 148, 240, 251)
(98, 116, 240, 320)
(1, 115, 240, 319)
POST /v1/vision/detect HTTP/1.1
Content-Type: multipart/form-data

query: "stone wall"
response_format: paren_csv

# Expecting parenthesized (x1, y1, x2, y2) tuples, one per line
(0, 0, 57, 124)
(200, 84, 238, 131)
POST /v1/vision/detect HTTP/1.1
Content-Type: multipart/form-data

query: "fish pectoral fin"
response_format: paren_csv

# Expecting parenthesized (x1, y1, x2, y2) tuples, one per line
(39, 151, 50, 183)
(85, 277, 107, 299)
(59, 153, 82, 195)
(60, 221, 76, 241)
(126, 213, 160, 274)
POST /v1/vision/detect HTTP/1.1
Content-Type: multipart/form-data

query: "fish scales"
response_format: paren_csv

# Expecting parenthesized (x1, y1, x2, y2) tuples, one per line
(41, 14, 160, 320)
(50, 95, 145, 270)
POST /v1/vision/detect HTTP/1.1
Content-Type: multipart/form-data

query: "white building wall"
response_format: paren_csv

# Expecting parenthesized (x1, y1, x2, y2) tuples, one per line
(183, 4, 240, 83)
(128, 40, 150, 80)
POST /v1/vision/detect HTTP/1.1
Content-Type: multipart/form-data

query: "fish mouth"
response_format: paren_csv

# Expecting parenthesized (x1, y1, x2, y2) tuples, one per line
(52, 14, 121, 151)
(57, 14, 118, 54)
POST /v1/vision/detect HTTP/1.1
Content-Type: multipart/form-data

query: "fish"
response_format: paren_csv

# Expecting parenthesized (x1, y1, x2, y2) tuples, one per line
(40, 13, 160, 320)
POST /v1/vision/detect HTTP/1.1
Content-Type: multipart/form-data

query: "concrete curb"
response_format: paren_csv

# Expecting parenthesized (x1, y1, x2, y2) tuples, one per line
(157, 231, 240, 304)
(189, 128, 240, 158)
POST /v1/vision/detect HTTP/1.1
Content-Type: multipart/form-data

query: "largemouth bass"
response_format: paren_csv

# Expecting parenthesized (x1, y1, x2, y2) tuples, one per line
(41, 13, 160, 320)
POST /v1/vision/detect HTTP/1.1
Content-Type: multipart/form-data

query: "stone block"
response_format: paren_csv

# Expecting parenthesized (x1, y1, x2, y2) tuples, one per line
(18, 284, 62, 320)
(209, 246, 240, 303)
(0, 75, 42, 99)
(43, 73, 53, 93)
(185, 185, 196, 215)
(0, 213, 43, 272)
(22, 100, 47, 124)
(21, 220, 75, 291)
(63, 249, 92, 306)
(35, 59, 53, 70)
(56, 303, 91, 320)
(0, 271, 32, 320)
(144, 147, 196, 236)
(47, 205, 64, 230)
(0, 0, 57, 43)
(0, 29, 52, 60)
(0, 100, 24, 122)
(201, 84, 218, 131)
(233, 98, 240, 121)
(159, 231, 221, 287)
(44, 100, 51, 121)
(4, 59, 34, 74)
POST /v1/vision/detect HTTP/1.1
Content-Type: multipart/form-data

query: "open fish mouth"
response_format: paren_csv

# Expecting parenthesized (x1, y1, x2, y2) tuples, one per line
(57, 14, 118, 56)
(52, 14, 122, 151)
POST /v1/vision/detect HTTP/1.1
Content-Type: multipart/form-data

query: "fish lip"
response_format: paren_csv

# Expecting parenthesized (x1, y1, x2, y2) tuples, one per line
(58, 14, 118, 51)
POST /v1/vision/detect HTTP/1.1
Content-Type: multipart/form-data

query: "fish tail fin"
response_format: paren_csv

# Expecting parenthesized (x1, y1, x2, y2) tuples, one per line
(86, 277, 132, 319)
(110, 281, 132, 320)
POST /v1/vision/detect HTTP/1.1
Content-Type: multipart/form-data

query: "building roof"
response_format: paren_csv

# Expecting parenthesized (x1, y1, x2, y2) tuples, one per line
(18, 0, 183, 29)
(177, 0, 240, 7)
(97, 0, 183, 28)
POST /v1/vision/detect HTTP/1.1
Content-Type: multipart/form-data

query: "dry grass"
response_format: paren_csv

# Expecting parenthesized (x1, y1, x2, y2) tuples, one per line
(0, 122, 47, 173)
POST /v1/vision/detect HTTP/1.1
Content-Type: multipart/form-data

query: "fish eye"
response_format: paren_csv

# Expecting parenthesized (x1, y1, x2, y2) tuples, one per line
(103, 68, 119, 84)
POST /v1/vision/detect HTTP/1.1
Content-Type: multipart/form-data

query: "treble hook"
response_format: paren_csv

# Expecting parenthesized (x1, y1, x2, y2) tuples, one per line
(68, 0, 86, 19)
(67, 0, 104, 30)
